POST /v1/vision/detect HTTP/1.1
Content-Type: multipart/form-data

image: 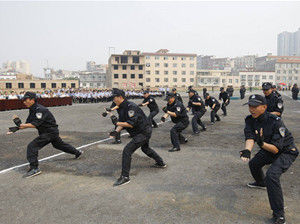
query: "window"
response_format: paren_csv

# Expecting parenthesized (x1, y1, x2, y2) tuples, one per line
(173, 78, 177, 82)
(138, 65, 143, 70)
(122, 74, 127, 79)
(182, 78, 186, 82)
(190, 71, 194, 75)
(155, 78, 160, 82)
(190, 64, 194, 67)
(71, 83, 76, 88)
(155, 63, 160, 67)
(51, 83, 56, 88)
(190, 57, 194, 60)
(190, 78, 194, 82)
(146, 56, 150, 60)
(173, 63, 177, 67)
(172, 56, 177, 60)
(229, 79, 232, 83)
(146, 70, 150, 75)
(182, 71, 186, 75)
(139, 82, 143, 87)
(121, 56, 128, 63)
(146, 63, 150, 67)
(164, 78, 168, 82)
(18, 83, 24, 88)
(122, 65, 127, 70)
(115, 57, 120, 63)
(131, 74, 135, 79)
(130, 65, 135, 70)
(113, 65, 118, 70)
(155, 70, 159, 75)
(235, 79, 239, 83)
(155, 56, 160, 60)
(262, 75, 266, 80)
(173, 71, 177, 75)
(164, 63, 168, 68)
(277, 70, 281, 74)
(132, 56, 139, 63)
(163, 56, 168, 60)
(269, 75, 273, 80)
(182, 63, 186, 68)
(61, 83, 66, 88)
(181, 57, 186, 60)
(139, 74, 143, 79)
(114, 74, 119, 79)
(222, 79, 226, 83)
(6, 83, 12, 89)
(164, 71, 168, 75)
(146, 78, 151, 82)
(30, 83, 35, 89)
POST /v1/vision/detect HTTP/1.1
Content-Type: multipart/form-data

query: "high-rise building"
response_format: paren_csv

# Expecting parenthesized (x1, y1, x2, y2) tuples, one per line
(277, 28, 300, 56)
(2, 60, 30, 74)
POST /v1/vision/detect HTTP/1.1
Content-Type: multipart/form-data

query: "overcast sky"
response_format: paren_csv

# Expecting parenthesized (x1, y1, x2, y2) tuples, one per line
(0, 1, 300, 76)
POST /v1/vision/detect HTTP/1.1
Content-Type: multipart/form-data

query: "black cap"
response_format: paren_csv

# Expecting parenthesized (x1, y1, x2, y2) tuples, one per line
(262, 82, 272, 90)
(112, 88, 125, 98)
(220, 87, 224, 91)
(172, 88, 176, 91)
(204, 93, 209, 98)
(143, 90, 149, 94)
(272, 85, 276, 89)
(164, 93, 176, 101)
(22, 92, 37, 100)
(244, 94, 267, 106)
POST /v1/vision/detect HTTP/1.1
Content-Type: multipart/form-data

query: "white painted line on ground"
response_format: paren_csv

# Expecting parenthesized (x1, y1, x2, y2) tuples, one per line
(0, 121, 168, 175)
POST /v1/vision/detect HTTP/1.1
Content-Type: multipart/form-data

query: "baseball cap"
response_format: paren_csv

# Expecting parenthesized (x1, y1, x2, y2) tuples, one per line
(187, 89, 197, 94)
(262, 82, 272, 90)
(22, 92, 37, 100)
(112, 88, 125, 98)
(164, 93, 176, 101)
(244, 94, 267, 106)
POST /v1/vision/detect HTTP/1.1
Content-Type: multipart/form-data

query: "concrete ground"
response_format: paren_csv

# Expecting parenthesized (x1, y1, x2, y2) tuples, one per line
(0, 91, 299, 224)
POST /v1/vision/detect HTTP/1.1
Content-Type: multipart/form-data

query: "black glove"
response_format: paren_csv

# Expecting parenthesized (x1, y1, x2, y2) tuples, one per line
(109, 130, 118, 137)
(105, 108, 112, 112)
(162, 106, 168, 113)
(240, 149, 251, 159)
(138, 103, 143, 107)
(111, 115, 118, 125)
(102, 111, 108, 117)
(9, 126, 19, 133)
(255, 129, 264, 147)
(13, 117, 22, 127)
(161, 117, 166, 122)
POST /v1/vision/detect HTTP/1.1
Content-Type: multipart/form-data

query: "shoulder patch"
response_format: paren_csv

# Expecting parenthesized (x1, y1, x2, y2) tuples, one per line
(212, 99, 215, 102)
(149, 99, 153, 102)
(279, 127, 285, 137)
(36, 112, 42, 119)
(277, 102, 283, 109)
(176, 107, 181, 112)
(128, 110, 135, 118)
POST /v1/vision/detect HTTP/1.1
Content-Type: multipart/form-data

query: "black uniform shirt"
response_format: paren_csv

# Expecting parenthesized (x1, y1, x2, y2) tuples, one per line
(265, 92, 284, 115)
(167, 100, 188, 123)
(26, 103, 58, 134)
(117, 99, 150, 137)
(188, 94, 206, 113)
(219, 91, 230, 103)
(244, 112, 298, 155)
(142, 96, 159, 112)
(205, 97, 220, 108)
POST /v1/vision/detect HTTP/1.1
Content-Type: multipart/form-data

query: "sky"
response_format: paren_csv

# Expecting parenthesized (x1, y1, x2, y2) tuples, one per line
(0, 1, 300, 77)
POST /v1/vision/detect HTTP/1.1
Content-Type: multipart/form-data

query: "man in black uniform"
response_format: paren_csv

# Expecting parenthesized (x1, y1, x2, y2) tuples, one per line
(240, 94, 298, 224)
(204, 93, 221, 124)
(186, 89, 206, 134)
(138, 90, 159, 128)
(262, 82, 284, 117)
(172, 88, 183, 103)
(219, 87, 230, 116)
(161, 93, 189, 152)
(203, 88, 207, 98)
(226, 85, 234, 97)
(291, 84, 299, 100)
(240, 85, 246, 99)
(7, 92, 82, 178)
(108, 89, 166, 186)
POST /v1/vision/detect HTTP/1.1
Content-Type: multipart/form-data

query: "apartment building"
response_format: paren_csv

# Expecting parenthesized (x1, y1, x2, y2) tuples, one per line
(196, 69, 240, 88)
(108, 50, 145, 89)
(143, 49, 197, 88)
(275, 59, 300, 86)
(239, 71, 275, 87)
